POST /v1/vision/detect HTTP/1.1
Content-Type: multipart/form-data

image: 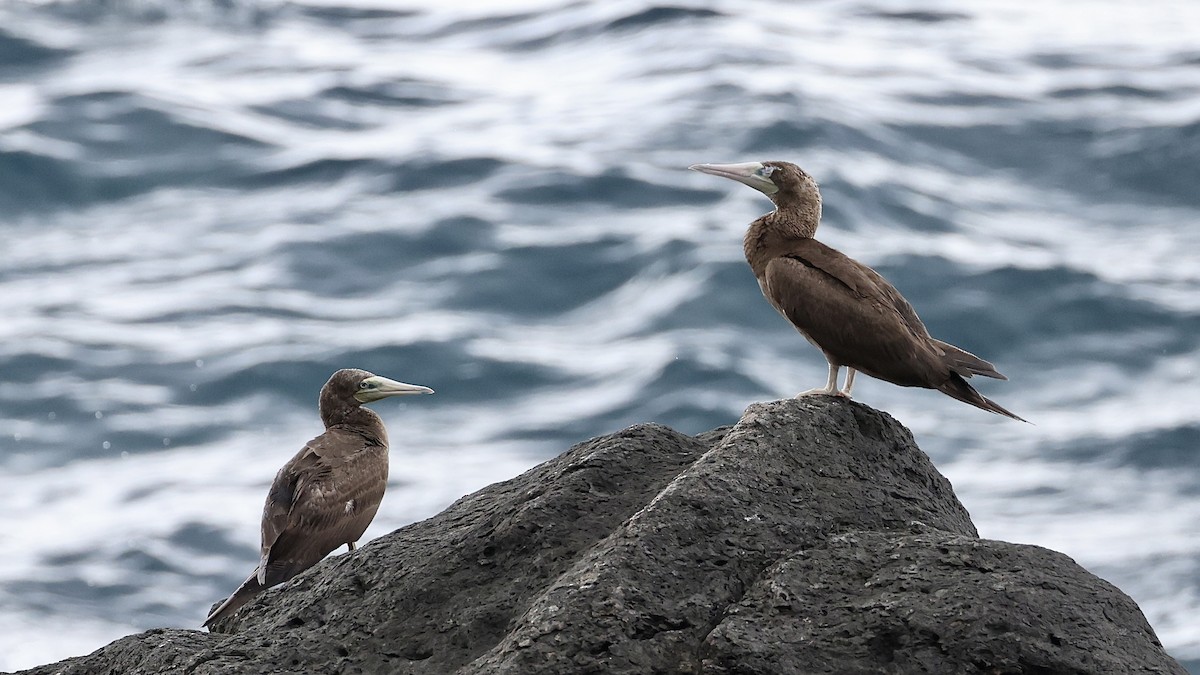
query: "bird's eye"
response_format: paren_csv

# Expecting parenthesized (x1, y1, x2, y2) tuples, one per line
(359, 381, 372, 389)
(756, 166, 776, 179)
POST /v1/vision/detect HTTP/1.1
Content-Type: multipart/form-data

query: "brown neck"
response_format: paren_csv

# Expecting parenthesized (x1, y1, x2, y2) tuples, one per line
(743, 203, 821, 274)
(320, 403, 389, 447)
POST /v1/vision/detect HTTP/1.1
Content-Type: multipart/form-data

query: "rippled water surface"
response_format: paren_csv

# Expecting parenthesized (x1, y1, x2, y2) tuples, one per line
(1, 0, 1198, 670)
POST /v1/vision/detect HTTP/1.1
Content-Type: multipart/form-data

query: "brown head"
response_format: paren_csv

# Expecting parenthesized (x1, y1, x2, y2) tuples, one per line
(689, 160, 823, 238)
(318, 368, 434, 431)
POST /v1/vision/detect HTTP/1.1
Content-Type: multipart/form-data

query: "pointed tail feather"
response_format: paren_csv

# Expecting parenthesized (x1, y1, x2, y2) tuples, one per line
(934, 340, 1007, 380)
(203, 571, 264, 630)
(938, 372, 1028, 423)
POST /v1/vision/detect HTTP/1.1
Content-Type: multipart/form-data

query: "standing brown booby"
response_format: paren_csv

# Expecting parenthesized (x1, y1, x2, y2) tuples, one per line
(690, 160, 1024, 421)
(203, 368, 434, 628)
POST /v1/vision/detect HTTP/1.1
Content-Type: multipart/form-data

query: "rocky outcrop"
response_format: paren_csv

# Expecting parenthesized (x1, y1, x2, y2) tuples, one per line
(21, 398, 1185, 674)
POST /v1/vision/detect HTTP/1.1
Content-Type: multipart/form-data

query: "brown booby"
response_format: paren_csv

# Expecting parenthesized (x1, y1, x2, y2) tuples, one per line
(203, 368, 434, 628)
(689, 160, 1024, 421)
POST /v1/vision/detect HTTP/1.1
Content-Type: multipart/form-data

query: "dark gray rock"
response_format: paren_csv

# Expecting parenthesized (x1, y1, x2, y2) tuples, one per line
(19, 398, 1186, 675)
(702, 531, 1176, 674)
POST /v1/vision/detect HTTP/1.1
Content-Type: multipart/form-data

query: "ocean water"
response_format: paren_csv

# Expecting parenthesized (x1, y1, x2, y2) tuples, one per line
(1, 0, 1198, 670)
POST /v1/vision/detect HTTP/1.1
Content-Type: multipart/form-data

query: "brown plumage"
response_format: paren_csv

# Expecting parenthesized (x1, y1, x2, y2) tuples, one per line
(203, 368, 433, 629)
(690, 160, 1025, 422)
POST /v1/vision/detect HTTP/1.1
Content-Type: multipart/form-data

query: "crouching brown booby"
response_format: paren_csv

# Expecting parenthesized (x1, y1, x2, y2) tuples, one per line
(203, 368, 434, 628)
(690, 160, 1025, 422)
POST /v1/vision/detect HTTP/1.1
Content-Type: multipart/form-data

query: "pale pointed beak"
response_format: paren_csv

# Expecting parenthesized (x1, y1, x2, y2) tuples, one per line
(689, 161, 779, 195)
(355, 376, 435, 403)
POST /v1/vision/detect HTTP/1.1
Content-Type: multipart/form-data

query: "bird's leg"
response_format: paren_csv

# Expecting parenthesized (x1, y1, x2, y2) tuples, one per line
(839, 368, 857, 398)
(797, 362, 842, 398)
(347, 542, 356, 552)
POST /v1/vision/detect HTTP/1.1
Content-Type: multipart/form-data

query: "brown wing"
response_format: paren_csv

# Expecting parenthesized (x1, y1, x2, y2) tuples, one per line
(761, 239, 946, 388)
(813, 242, 1005, 381)
(848, 255, 932, 341)
(257, 428, 388, 587)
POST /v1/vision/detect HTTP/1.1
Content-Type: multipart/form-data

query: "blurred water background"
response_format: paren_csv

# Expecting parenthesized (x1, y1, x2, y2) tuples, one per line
(1, 0, 1198, 670)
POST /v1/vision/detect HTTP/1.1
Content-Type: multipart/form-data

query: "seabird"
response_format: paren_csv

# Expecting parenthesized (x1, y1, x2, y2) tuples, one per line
(203, 368, 434, 628)
(689, 160, 1024, 421)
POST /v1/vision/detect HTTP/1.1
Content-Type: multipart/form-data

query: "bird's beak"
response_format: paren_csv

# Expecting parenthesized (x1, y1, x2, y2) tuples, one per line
(355, 376, 435, 403)
(689, 162, 778, 195)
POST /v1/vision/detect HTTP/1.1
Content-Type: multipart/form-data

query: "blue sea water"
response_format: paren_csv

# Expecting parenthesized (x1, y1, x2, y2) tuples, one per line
(1, 0, 1198, 670)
